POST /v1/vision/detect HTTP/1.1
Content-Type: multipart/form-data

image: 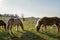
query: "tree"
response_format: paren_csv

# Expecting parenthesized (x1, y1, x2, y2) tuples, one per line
(21, 13, 25, 21)
(15, 14, 19, 18)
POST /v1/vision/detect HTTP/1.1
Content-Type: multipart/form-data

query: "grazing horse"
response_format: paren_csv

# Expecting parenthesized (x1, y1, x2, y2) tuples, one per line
(7, 18, 24, 32)
(35, 17, 60, 33)
(0, 20, 6, 31)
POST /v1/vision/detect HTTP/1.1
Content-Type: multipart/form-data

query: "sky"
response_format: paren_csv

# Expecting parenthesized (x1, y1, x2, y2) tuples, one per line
(0, 0, 60, 17)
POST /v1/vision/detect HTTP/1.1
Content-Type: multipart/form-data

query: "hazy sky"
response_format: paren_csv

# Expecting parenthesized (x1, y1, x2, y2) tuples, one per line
(0, 0, 60, 17)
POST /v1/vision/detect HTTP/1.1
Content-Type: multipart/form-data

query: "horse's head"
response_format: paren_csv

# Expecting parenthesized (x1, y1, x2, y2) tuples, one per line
(19, 20, 24, 31)
(35, 19, 42, 32)
(4, 23, 6, 31)
(0, 20, 7, 31)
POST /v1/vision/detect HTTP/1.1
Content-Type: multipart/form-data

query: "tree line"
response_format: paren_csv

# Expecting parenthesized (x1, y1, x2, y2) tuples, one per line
(0, 14, 19, 18)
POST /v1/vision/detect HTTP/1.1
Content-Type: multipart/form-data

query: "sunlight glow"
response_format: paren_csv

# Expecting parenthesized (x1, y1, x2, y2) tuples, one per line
(0, 0, 3, 2)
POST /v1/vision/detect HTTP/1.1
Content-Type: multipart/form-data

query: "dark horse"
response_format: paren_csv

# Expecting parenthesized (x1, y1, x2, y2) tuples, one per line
(7, 18, 24, 32)
(35, 17, 60, 33)
(0, 20, 6, 31)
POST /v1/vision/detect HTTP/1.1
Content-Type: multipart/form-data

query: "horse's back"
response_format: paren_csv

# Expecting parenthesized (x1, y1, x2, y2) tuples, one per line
(8, 18, 22, 25)
(39, 17, 60, 25)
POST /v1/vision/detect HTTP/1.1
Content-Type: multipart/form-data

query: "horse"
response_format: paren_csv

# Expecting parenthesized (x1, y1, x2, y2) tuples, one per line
(0, 20, 6, 31)
(35, 17, 60, 33)
(7, 18, 24, 32)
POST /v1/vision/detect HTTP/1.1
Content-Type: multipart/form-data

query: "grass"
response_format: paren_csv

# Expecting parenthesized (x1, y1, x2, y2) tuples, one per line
(0, 17, 60, 40)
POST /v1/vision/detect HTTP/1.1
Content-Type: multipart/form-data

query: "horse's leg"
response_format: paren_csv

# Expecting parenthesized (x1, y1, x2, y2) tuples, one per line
(16, 25, 18, 32)
(7, 24, 12, 32)
(41, 25, 47, 32)
(7, 24, 9, 30)
(7, 24, 10, 32)
(45, 25, 47, 31)
(1, 25, 3, 32)
(2, 25, 5, 32)
(41, 25, 44, 31)
(10, 25, 12, 32)
(56, 23, 60, 34)
(57, 25, 60, 34)
(58, 27, 59, 33)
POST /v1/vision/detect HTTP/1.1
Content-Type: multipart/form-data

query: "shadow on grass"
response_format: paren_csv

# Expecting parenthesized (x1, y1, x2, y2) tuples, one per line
(19, 30, 45, 40)
(40, 32, 60, 40)
(6, 31, 21, 40)
(0, 30, 45, 40)
(8, 30, 45, 40)
(0, 31, 22, 40)
(0, 32, 7, 40)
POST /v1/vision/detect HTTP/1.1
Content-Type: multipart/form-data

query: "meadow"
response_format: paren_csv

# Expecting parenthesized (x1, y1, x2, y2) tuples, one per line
(0, 17, 60, 40)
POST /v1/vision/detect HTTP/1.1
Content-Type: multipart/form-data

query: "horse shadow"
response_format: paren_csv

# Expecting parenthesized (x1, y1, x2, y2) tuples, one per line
(0, 32, 7, 40)
(7, 30, 45, 40)
(6, 31, 20, 40)
(0, 30, 46, 40)
(40, 32, 60, 40)
(0, 31, 22, 40)
(19, 30, 45, 40)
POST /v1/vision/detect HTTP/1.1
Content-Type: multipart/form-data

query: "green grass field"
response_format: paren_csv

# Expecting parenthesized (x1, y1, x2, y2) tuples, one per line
(0, 17, 60, 40)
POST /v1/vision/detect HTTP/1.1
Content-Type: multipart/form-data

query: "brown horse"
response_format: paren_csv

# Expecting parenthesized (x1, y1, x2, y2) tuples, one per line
(35, 17, 60, 33)
(0, 20, 6, 31)
(7, 18, 24, 32)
